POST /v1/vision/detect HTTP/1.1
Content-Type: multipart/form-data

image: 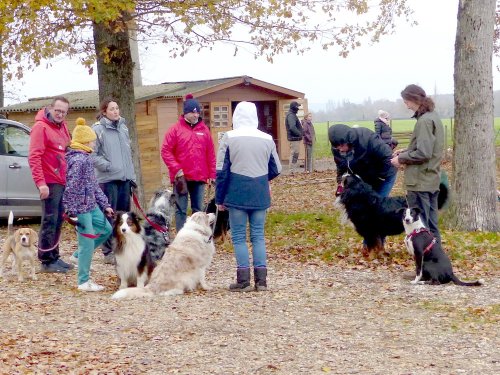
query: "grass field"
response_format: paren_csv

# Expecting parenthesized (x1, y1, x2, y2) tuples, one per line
(312, 118, 500, 158)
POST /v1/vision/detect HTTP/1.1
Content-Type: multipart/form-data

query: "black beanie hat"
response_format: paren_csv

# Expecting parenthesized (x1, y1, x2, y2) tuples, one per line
(183, 93, 201, 114)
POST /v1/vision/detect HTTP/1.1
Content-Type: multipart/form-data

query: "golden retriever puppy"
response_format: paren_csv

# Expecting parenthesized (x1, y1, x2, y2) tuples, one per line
(0, 211, 39, 281)
(112, 212, 215, 299)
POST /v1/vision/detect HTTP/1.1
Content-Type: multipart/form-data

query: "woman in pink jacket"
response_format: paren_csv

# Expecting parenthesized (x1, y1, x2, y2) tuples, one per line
(161, 95, 216, 231)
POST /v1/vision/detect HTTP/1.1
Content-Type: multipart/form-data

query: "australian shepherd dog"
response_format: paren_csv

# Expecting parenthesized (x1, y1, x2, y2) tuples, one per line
(111, 212, 216, 299)
(113, 211, 155, 289)
(143, 189, 174, 262)
(402, 207, 483, 286)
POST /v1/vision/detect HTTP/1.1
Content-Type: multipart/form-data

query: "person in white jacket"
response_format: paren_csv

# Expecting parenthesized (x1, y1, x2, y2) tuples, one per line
(216, 101, 282, 292)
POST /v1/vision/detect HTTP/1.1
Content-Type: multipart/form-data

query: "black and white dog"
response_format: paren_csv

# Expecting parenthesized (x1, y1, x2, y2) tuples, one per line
(402, 207, 483, 286)
(142, 189, 174, 262)
(340, 174, 407, 253)
(113, 211, 156, 289)
(339, 174, 449, 254)
(205, 197, 230, 242)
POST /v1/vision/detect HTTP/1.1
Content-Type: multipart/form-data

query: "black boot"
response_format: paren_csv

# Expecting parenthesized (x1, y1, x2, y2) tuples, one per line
(254, 267, 267, 291)
(229, 267, 253, 292)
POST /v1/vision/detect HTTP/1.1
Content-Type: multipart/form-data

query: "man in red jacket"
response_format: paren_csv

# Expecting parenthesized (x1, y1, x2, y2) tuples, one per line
(161, 95, 216, 232)
(29, 96, 74, 273)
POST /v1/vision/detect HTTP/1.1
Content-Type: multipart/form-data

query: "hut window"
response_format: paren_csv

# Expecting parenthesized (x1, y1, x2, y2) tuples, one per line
(212, 105, 229, 128)
(201, 103, 210, 127)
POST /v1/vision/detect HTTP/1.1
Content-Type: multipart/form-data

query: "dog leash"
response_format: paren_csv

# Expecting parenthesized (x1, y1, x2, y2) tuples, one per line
(131, 191, 169, 235)
(62, 213, 102, 239)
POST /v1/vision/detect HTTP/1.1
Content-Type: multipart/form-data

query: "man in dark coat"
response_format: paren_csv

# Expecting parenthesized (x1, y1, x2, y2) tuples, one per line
(329, 124, 397, 197)
(285, 101, 303, 172)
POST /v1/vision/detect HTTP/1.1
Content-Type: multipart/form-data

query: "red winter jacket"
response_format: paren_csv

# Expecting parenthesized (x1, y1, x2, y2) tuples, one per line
(28, 109, 71, 187)
(161, 116, 216, 183)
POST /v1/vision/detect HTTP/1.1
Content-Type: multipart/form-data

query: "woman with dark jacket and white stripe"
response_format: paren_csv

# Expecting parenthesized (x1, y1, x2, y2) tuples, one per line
(216, 101, 282, 292)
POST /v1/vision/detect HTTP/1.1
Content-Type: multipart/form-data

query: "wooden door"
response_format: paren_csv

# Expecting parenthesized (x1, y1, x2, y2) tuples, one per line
(278, 99, 307, 161)
(208, 102, 232, 151)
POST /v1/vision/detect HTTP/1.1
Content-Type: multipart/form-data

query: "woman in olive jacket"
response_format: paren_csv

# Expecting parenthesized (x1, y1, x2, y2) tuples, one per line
(391, 84, 444, 244)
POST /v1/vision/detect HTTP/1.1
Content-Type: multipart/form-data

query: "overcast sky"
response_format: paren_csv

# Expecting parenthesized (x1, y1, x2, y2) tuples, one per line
(5, 0, 500, 108)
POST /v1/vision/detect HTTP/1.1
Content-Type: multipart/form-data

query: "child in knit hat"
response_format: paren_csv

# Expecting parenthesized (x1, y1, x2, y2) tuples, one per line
(63, 117, 114, 292)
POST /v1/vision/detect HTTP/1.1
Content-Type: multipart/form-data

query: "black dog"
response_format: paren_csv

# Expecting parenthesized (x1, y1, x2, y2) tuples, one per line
(205, 198, 230, 241)
(402, 207, 483, 286)
(340, 174, 407, 253)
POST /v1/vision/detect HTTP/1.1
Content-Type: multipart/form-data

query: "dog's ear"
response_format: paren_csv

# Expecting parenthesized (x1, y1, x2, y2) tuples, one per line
(411, 207, 421, 215)
(14, 229, 21, 243)
(30, 229, 39, 244)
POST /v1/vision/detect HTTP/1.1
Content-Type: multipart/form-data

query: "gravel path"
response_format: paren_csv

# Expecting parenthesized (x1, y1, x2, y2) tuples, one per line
(1, 248, 498, 374)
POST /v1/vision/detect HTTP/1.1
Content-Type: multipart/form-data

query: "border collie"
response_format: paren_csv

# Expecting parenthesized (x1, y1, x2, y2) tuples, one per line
(143, 189, 174, 262)
(113, 211, 155, 289)
(205, 197, 230, 242)
(402, 207, 483, 286)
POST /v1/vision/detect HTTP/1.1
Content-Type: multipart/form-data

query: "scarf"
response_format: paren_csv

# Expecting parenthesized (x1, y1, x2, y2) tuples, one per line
(70, 141, 93, 153)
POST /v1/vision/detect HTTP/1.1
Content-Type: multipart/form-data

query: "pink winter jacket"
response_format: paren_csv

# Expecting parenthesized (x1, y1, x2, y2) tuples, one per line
(161, 116, 216, 183)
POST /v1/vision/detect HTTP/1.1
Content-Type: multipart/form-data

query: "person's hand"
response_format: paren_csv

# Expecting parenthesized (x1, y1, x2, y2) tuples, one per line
(390, 155, 401, 168)
(105, 207, 114, 218)
(207, 178, 215, 185)
(217, 204, 226, 211)
(38, 185, 49, 199)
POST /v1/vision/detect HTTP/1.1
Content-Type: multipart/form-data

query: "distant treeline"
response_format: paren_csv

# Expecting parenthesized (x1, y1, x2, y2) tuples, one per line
(312, 91, 500, 122)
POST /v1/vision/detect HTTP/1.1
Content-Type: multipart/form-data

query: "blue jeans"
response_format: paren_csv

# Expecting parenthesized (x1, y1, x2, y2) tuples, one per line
(373, 172, 397, 198)
(228, 208, 267, 268)
(75, 207, 112, 285)
(174, 181, 205, 232)
(99, 180, 131, 255)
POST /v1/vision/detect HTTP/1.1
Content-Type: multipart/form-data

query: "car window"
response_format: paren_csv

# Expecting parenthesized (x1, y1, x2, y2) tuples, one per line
(2, 125, 30, 157)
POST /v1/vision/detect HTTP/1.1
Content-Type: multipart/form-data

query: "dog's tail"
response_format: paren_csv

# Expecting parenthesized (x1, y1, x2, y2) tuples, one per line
(451, 274, 484, 287)
(7, 211, 14, 236)
(111, 287, 154, 300)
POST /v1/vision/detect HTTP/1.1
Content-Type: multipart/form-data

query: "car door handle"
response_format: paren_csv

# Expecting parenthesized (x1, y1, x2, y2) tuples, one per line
(9, 163, 21, 169)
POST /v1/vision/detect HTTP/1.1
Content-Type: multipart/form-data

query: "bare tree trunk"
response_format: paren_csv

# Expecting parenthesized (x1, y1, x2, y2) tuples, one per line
(449, 0, 499, 230)
(0, 45, 4, 108)
(92, 14, 145, 207)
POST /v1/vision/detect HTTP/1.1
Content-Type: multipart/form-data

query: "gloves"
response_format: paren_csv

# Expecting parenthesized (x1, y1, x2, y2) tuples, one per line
(335, 185, 344, 197)
(175, 175, 188, 195)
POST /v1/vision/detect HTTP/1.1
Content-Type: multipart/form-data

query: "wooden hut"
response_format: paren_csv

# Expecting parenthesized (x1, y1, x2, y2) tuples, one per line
(0, 76, 307, 200)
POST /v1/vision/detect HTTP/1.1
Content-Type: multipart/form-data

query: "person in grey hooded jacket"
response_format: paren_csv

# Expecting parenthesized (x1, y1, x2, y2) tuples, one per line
(91, 97, 136, 263)
(216, 101, 282, 292)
